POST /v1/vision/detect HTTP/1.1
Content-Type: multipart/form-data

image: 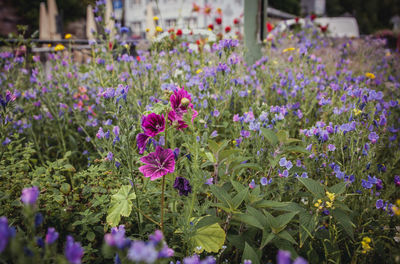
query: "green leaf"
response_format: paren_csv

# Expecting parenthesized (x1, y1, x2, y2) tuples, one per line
(232, 163, 262, 175)
(277, 130, 289, 144)
(234, 213, 264, 230)
(299, 212, 315, 247)
(246, 206, 267, 227)
(242, 242, 260, 264)
(260, 232, 275, 249)
(232, 188, 249, 209)
(195, 215, 221, 230)
(86, 231, 95, 242)
(190, 222, 226, 253)
(328, 182, 347, 195)
(332, 208, 355, 240)
(210, 185, 232, 208)
(263, 210, 279, 230)
(277, 230, 298, 245)
(260, 127, 278, 146)
(106, 185, 136, 227)
(205, 152, 216, 163)
(231, 180, 246, 193)
(275, 211, 299, 230)
(282, 146, 310, 155)
(297, 178, 324, 198)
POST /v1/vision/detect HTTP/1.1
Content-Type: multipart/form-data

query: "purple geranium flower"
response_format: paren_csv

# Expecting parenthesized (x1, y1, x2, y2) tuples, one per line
(376, 199, 384, 209)
(45, 227, 59, 245)
(173, 177, 192, 196)
(64, 236, 84, 264)
(142, 113, 165, 137)
(139, 146, 175, 180)
(127, 241, 158, 263)
(21, 186, 39, 205)
(368, 132, 379, 144)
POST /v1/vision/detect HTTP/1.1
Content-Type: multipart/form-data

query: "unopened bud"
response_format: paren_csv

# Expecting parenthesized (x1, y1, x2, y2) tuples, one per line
(181, 98, 190, 106)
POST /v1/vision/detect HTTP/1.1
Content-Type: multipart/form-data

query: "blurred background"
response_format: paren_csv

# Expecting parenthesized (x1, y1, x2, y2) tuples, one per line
(0, 0, 399, 41)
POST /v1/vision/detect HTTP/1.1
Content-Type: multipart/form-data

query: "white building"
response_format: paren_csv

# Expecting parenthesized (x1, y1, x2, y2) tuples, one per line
(124, 0, 244, 38)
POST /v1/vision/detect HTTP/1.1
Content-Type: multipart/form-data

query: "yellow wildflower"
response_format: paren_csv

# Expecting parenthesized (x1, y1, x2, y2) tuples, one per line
(283, 47, 295, 53)
(153, 16, 159, 21)
(365, 72, 376, 79)
(353, 108, 362, 116)
(361, 237, 372, 253)
(47, 44, 52, 47)
(196, 69, 203, 74)
(65, 33, 72, 39)
(326, 201, 333, 208)
(145, 28, 150, 32)
(326, 191, 335, 201)
(314, 199, 322, 208)
(54, 44, 65, 51)
(156, 26, 163, 32)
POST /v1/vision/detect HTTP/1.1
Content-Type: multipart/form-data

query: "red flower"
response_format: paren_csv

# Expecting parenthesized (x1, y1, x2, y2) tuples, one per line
(215, 17, 222, 25)
(108, 41, 113, 51)
(136, 56, 141, 62)
(225, 26, 231, 33)
(192, 3, 200, 12)
(295, 17, 299, 23)
(266, 22, 274, 33)
(168, 28, 174, 33)
(233, 18, 240, 25)
(319, 24, 328, 33)
(311, 14, 317, 21)
(204, 5, 212, 15)
(176, 29, 182, 36)
(208, 24, 214, 30)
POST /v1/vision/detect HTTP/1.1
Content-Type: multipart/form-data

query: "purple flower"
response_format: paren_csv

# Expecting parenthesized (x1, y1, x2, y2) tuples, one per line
(244, 260, 252, 264)
(376, 199, 384, 209)
(249, 179, 256, 189)
(45, 227, 59, 245)
(394, 175, 400, 186)
(260, 177, 272, 186)
(142, 113, 166, 137)
(127, 241, 158, 264)
(0, 217, 14, 253)
(293, 257, 308, 264)
(210, 130, 218, 138)
(64, 236, 84, 264)
(104, 225, 128, 249)
(149, 230, 163, 244)
(368, 132, 379, 144)
(279, 157, 287, 167)
(2, 137, 11, 145)
(173, 177, 192, 196)
(277, 250, 291, 264)
(168, 87, 198, 128)
(106, 152, 114, 161)
(21, 186, 39, 205)
(158, 245, 174, 258)
(136, 133, 150, 154)
(327, 144, 336, 151)
(113, 126, 120, 136)
(139, 146, 175, 180)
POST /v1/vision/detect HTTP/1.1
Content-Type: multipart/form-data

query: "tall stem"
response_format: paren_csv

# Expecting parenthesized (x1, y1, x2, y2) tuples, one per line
(160, 118, 169, 233)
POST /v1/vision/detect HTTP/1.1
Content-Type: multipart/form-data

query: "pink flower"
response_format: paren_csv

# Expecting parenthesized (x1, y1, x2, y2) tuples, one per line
(142, 113, 165, 137)
(168, 87, 197, 128)
(139, 146, 175, 180)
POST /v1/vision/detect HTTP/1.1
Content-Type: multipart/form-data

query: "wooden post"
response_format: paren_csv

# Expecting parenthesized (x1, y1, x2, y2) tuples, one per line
(39, 3, 50, 41)
(244, 0, 267, 65)
(86, 5, 96, 40)
(47, 0, 61, 40)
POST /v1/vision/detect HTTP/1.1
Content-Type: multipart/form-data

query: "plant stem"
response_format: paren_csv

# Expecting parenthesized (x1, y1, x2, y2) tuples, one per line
(132, 203, 160, 227)
(160, 174, 166, 233)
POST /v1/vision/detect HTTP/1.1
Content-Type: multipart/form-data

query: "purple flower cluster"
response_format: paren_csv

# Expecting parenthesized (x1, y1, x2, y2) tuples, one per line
(173, 177, 192, 196)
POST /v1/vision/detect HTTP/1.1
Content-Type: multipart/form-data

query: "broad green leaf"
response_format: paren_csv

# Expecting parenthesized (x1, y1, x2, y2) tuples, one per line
(242, 242, 260, 264)
(260, 232, 275, 249)
(210, 185, 232, 208)
(106, 185, 136, 227)
(275, 211, 299, 230)
(332, 208, 355, 239)
(247, 206, 267, 227)
(232, 188, 249, 209)
(299, 212, 315, 247)
(263, 210, 279, 230)
(277, 230, 298, 245)
(205, 152, 216, 163)
(208, 140, 219, 154)
(297, 178, 324, 198)
(234, 213, 264, 230)
(190, 222, 226, 253)
(231, 180, 246, 193)
(328, 182, 347, 195)
(260, 127, 278, 146)
(232, 163, 262, 174)
(277, 130, 289, 143)
(195, 215, 221, 230)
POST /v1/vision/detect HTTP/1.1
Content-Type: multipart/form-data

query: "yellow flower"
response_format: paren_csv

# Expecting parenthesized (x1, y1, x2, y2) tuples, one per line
(353, 108, 362, 116)
(54, 44, 65, 51)
(47, 44, 52, 47)
(326, 201, 333, 208)
(363, 237, 371, 243)
(65, 33, 72, 39)
(326, 191, 335, 201)
(145, 28, 150, 32)
(365, 72, 375, 79)
(283, 47, 295, 53)
(156, 26, 163, 32)
(386, 51, 391, 57)
(153, 16, 159, 21)
(196, 69, 203, 74)
(232, 140, 237, 145)
(314, 199, 322, 208)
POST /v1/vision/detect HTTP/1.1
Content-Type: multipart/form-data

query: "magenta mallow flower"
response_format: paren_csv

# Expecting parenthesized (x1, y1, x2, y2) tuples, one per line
(139, 146, 175, 180)
(21, 186, 40, 205)
(136, 113, 166, 153)
(168, 87, 198, 129)
(64, 236, 84, 264)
